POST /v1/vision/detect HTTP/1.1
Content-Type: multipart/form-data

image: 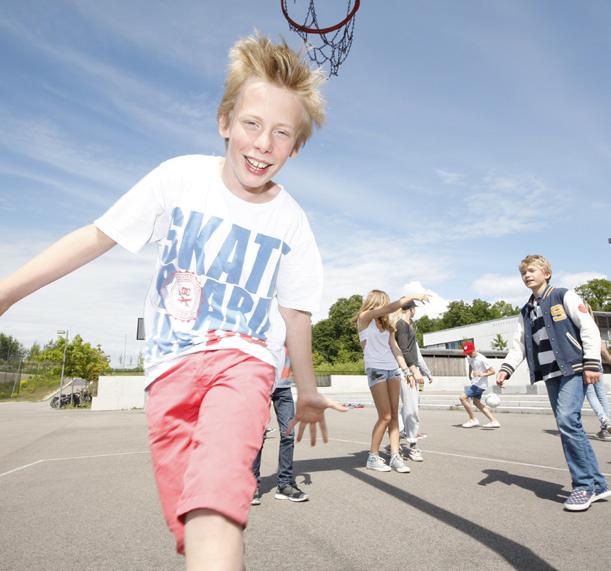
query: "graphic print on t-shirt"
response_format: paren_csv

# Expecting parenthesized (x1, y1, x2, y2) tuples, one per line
(148, 205, 290, 361)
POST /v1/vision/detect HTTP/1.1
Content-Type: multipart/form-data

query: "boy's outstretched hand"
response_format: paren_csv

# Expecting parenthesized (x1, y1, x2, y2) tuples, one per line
(496, 371, 508, 388)
(286, 392, 348, 446)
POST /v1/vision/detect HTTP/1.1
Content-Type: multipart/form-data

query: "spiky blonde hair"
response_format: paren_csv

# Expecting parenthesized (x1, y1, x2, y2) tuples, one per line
(217, 33, 326, 151)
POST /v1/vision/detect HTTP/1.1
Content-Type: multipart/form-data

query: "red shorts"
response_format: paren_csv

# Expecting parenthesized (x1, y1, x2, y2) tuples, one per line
(145, 349, 275, 554)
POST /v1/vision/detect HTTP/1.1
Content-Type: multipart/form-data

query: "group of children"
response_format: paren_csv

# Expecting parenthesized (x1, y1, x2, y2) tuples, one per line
(353, 254, 609, 514)
(0, 31, 608, 569)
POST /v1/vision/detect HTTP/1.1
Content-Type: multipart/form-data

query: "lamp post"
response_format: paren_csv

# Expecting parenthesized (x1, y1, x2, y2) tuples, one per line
(56, 330, 69, 408)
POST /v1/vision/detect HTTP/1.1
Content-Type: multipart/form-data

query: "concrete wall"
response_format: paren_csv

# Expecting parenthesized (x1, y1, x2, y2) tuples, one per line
(91, 375, 146, 411)
(91, 372, 611, 410)
(319, 363, 538, 395)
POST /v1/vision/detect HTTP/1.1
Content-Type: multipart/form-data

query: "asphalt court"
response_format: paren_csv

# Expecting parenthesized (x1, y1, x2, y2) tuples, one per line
(1, 402, 610, 570)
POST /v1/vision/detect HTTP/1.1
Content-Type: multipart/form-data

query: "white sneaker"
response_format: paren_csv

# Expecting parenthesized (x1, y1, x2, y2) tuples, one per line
(366, 454, 391, 472)
(389, 454, 411, 473)
(406, 447, 424, 462)
(462, 419, 480, 428)
(483, 420, 501, 428)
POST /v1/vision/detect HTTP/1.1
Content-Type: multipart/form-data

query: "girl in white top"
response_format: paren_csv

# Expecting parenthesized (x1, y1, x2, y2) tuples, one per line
(354, 289, 430, 473)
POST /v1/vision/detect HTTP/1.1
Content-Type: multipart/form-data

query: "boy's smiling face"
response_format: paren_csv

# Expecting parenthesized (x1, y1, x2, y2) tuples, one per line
(520, 263, 551, 294)
(219, 79, 303, 201)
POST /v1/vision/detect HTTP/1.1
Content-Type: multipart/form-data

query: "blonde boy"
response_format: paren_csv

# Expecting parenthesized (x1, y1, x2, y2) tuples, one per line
(497, 255, 608, 512)
(0, 34, 345, 568)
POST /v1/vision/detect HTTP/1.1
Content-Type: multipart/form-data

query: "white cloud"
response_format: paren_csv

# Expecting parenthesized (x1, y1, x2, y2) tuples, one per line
(435, 169, 466, 185)
(0, 16, 220, 148)
(400, 281, 449, 319)
(457, 173, 566, 239)
(0, 115, 139, 197)
(472, 273, 525, 304)
(556, 271, 607, 289)
(313, 225, 451, 321)
(471, 270, 608, 307)
(0, 232, 155, 366)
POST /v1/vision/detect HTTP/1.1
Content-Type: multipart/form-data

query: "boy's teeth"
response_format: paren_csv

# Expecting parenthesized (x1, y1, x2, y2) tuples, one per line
(247, 158, 269, 169)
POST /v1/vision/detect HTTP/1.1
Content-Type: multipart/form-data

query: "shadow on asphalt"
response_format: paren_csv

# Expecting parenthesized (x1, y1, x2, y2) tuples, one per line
(287, 454, 557, 571)
(478, 469, 569, 502)
(543, 428, 609, 442)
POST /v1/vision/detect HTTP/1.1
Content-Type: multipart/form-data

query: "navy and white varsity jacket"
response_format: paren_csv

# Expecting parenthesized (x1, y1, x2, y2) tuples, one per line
(500, 286, 602, 383)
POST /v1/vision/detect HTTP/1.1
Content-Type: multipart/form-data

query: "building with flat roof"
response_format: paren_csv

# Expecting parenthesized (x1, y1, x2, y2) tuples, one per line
(423, 311, 611, 355)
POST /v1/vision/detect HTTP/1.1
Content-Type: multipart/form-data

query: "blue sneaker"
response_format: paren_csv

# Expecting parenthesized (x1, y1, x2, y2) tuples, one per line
(593, 489, 611, 503)
(564, 488, 595, 511)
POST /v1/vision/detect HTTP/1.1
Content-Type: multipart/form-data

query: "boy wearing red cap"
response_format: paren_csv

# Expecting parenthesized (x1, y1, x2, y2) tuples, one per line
(459, 341, 500, 428)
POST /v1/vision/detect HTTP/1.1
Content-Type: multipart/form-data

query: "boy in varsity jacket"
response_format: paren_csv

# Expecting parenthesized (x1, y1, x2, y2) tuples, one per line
(497, 255, 608, 512)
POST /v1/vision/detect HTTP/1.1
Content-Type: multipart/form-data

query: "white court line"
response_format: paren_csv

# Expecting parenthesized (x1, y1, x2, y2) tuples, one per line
(328, 437, 611, 477)
(2, 442, 610, 479)
(0, 451, 149, 479)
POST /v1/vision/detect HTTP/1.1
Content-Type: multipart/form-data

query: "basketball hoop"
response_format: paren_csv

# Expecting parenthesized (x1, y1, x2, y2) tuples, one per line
(280, 0, 360, 76)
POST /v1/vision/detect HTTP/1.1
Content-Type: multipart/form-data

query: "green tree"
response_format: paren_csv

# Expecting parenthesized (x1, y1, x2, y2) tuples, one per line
(440, 300, 477, 329)
(575, 278, 611, 311)
(312, 295, 362, 364)
(490, 300, 520, 318)
(27, 342, 42, 360)
(491, 334, 508, 351)
(0, 333, 26, 361)
(33, 334, 110, 381)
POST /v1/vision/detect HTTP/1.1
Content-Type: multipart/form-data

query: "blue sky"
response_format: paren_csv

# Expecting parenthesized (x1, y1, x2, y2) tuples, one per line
(1, 1, 610, 365)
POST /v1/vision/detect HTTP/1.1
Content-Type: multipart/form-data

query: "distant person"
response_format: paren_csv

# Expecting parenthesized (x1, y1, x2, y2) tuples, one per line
(583, 304, 611, 440)
(354, 290, 430, 473)
(252, 350, 309, 505)
(392, 300, 429, 461)
(459, 341, 500, 428)
(497, 255, 609, 511)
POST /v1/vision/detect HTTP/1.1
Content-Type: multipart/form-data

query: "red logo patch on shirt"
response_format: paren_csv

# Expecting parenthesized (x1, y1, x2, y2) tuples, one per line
(578, 304, 588, 313)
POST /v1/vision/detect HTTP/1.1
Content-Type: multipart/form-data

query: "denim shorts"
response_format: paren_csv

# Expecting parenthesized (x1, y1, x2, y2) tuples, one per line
(366, 367, 403, 388)
(465, 385, 485, 400)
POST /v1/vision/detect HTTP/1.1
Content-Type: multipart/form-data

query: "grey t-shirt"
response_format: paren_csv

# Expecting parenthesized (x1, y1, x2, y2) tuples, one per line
(395, 319, 418, 367)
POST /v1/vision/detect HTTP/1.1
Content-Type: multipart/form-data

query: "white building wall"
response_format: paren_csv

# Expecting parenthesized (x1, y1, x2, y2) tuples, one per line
(423, 316, 519, 351)
(91, 376, 146, 410)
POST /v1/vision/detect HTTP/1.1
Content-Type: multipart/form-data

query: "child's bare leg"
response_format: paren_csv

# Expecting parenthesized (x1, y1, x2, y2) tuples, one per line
(473, 399, 496, 422)
(459, 393, 476, 420)
(184, 509, 243, 571)
(370, 382, 391, 453)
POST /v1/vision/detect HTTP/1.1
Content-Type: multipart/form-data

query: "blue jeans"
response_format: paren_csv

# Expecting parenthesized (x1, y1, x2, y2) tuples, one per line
(585, 378, 610, 426)
(545, 374, 608, 493)
(252, 386, 295, 488)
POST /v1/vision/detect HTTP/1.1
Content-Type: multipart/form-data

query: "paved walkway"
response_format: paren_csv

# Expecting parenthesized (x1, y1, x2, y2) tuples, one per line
(1, 402, 610, 570)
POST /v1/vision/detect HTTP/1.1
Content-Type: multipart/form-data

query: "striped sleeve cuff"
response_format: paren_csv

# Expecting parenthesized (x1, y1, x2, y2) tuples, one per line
(500, 363, 514, 378)
(583, 358, 602, 372)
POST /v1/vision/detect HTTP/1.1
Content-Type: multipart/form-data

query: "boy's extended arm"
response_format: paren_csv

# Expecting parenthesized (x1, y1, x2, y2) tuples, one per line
(279, 306, 347, 445)
(415, 345, 433, 382)
(0, 225, 116, 316)
(359, 293, 431, 327)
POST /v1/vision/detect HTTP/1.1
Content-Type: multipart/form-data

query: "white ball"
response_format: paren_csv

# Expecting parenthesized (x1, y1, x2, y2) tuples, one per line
(485, 393, 501, 409)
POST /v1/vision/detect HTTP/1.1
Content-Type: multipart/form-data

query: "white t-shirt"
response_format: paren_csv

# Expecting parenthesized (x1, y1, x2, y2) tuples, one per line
(359, 319, 399, 370)
(465, 353, 493, 389)
(95, 155, 323, 385)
